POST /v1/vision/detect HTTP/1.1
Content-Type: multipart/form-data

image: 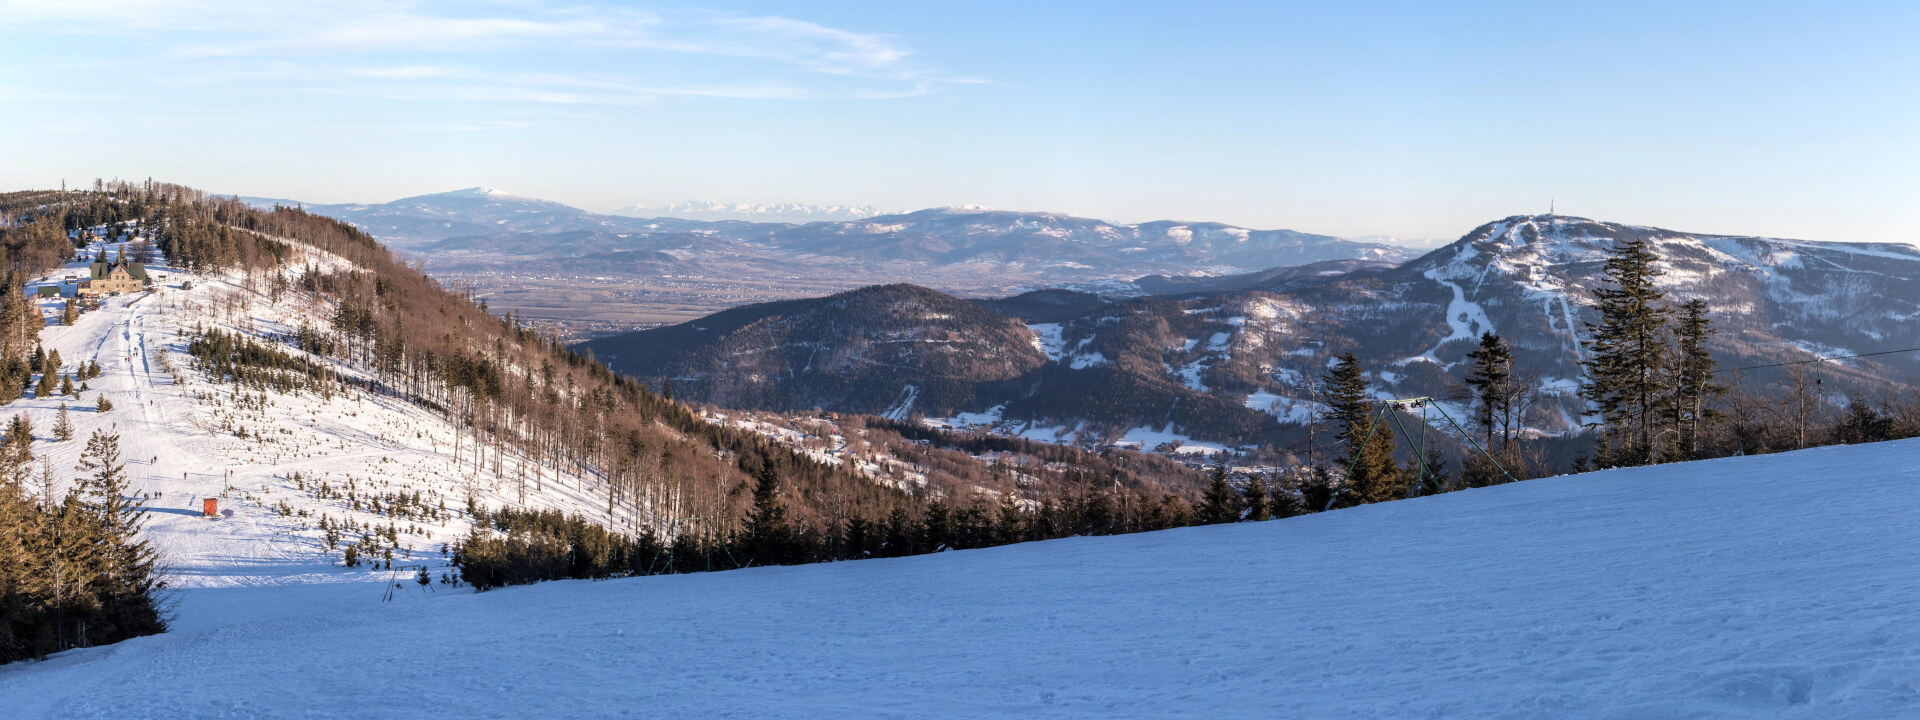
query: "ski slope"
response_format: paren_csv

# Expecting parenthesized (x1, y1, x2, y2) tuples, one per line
(7, 430, 1920, 717)
(11, 237, 630, 598)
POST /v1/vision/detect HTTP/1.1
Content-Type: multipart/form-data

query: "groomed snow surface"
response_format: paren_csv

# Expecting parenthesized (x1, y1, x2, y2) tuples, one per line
(8, 435, 1920, 717)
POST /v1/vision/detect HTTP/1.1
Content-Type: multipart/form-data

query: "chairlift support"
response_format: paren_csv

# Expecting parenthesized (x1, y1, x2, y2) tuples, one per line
(1323, 396, 1516, 512)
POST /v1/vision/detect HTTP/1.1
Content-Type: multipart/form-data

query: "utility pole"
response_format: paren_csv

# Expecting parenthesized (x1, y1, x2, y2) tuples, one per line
(1798, 377, 1806, 449)
(1305, 375, 1318, 470)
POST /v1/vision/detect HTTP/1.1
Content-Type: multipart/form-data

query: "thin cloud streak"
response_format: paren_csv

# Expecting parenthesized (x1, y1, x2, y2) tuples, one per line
(0, 1, 960, 96)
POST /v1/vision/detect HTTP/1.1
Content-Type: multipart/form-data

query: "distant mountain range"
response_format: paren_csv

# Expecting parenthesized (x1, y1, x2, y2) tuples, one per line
(583, 214, 1920, 448)
(608, 200, 884, 223)
(243, 188, 1412, 283)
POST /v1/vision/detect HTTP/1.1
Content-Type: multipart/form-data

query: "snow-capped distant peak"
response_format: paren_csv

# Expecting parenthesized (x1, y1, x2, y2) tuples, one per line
(1345, 234, 1452, 250)
(462, 187, 530, 200)
(413, 187, 537, 203)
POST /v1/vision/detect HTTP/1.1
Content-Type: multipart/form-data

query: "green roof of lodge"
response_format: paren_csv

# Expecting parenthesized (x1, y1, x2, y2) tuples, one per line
(88, 261, 148, 281)
(36, 286, 58, 297)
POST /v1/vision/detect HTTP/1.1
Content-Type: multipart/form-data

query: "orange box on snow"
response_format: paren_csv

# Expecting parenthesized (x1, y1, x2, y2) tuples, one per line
(203, 498, 218, 517)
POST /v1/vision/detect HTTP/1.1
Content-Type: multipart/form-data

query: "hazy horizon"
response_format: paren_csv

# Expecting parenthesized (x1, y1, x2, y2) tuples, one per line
(207, 184, 1800, 249)
(3, 1, 1915, 245)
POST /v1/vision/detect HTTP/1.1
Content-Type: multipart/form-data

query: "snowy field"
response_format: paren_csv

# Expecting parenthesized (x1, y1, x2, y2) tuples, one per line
(6, 429, 1920, 717)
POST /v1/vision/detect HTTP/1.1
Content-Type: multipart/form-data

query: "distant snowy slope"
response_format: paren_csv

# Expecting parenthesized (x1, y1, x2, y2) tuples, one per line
(278, 188, 1404, 278)
(267, 187, 616, 246)
(611, 200, 884, 223)
(8, 437, 1920, 718)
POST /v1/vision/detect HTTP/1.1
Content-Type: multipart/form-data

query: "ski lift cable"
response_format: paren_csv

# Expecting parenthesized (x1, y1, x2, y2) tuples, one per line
(1383, 345, 1920, 404)
(1322, 395, 1514, 511)
(1717, 345, 1920, 374)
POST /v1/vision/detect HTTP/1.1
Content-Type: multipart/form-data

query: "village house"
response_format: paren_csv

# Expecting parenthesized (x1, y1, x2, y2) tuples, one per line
(80, 259, 149, 296)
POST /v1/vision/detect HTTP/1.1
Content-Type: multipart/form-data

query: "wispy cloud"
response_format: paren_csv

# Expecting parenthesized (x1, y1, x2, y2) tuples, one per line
(680, 14, 912, 75)
(0, 1, 978, 103)
(0, 84, 126, 103)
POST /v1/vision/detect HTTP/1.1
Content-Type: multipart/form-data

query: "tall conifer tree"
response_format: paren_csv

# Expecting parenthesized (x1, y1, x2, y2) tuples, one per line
(1322, 353, 1400, 505)
(1198, 457, 1241, 524)
(74, 430, 164, 637)
(1463, 332, 1516, 451)
(1580, 238, 1670, 466)
(1242, 474, 1270, 522)
(1669, 298, 1720, 460)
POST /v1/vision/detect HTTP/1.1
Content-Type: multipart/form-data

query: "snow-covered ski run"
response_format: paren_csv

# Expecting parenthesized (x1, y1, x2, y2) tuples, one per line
(4, 417, 1918, 717)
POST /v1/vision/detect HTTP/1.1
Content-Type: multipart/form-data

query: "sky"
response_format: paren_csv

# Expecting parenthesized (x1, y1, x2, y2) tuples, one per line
(2, 0, 1916, 244)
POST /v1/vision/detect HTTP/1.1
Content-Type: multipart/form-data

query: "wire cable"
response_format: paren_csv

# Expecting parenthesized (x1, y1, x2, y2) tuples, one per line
(1718, 346, 1920, 374)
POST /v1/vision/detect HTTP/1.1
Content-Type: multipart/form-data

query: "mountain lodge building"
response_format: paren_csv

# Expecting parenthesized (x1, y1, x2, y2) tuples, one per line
(81, 259, 149, 296)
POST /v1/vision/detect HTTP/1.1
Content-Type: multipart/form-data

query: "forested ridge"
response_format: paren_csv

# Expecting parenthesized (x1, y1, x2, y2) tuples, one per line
(585, 283, 1049, 417)
(0, 182, 1227, 623)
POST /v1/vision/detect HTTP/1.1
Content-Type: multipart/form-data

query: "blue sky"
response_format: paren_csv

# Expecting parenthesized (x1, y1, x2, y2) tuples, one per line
(2, 1, 1915, 243)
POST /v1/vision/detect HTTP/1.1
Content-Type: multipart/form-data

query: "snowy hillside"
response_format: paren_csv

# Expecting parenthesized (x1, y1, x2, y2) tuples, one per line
(1404, 214, 1920, 380)
(11, 234, 627, 598)
(7, 431, 1920, 717)
(673, 213, 1920, 448)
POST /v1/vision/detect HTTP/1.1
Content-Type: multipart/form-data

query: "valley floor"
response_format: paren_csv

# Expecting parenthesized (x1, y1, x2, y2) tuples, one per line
(5, 428, 1919, 717)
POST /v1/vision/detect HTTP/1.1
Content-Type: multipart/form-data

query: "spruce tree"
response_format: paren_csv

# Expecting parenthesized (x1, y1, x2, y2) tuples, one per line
(1344, 419, 1403, 505)
(1198, 457, 1241, 524)
(1322, 353, 1400, 506)
(882, 505, 918, 557)
(1668, 298, 1720, 460)
(52, 404, 72, 442)
(859, 515, 887, 558)
(1268, 471, 1306, 518)
(994, 493, 1025, 546)
(0, 440, 36, 659)
(1242, 474, 1270, 521)
(1463, 332, 1515, 451)
(1417, 446, 1449, 496)
(0, 358, 21, 405)
(1323, 353, 1372, 461)
(7, 413, 30, 454)
(1460, 450, 1508, 488)
(920, 497, 950, 552)
(74, 429, 164, 639)
(1580, 237, 1670, 466)
(45, 490, 103, 651)
(743, 464, 793, 566)
(96, 395, 112, 413)
(1298, 466, 1335, 513)
(0, 274, 37, 362)
(1834, 390, 1892, 445)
